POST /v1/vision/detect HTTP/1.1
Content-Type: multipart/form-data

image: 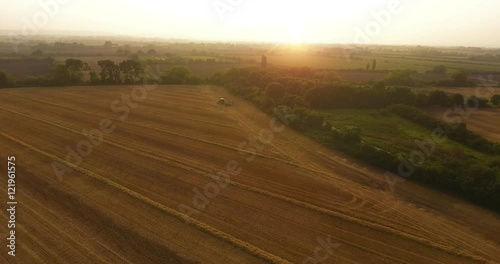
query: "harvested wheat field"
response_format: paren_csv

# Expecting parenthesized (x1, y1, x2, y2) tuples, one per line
(0, 85, 499, 264)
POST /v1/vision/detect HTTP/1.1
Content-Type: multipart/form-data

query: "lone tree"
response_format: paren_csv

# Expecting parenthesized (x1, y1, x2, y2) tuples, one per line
(261, 54, 267, 68)
(372, 59, 377, 71)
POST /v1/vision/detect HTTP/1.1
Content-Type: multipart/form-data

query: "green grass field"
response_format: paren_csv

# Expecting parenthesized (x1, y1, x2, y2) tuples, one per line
(314, 109, 487, 165)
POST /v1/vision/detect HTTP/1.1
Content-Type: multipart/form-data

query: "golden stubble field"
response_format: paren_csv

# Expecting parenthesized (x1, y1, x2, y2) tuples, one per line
(0, 85, 499, 263)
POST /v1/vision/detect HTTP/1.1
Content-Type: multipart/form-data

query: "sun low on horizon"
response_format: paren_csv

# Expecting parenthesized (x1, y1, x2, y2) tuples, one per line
(1, 0, 500, 47)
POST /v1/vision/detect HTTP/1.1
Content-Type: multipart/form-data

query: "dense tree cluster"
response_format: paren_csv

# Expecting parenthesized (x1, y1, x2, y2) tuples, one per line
(213, 67, 493, 111)
(434, 70, 476, 87)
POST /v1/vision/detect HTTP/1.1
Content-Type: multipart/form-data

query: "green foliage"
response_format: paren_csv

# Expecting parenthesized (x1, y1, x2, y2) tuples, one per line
(161, 67, 191, 84)
(386, 104, 442, 128)
(491, 95, 500, 106)
(65, 59, 88, 84)
(88, 71, 98, 84)
(214, 66, 466, 110)
(451, 70, 468, 83)
(146, 49, 157, 56)
(429, 65, 447, 74)
(52, 64, 71, 85)
(386, 86, 417, 105)
(313, 70, 341, 83)
(216, 65, 500, 212)
(33, 58, 90, 85)
(98, 60, 121, 84)
(427, 89, 450, 106)
(275, 106, 324, 131)
(387, 104, 500, 154)
(24, 75, 51, 86)
(265, 82, 285, 101)
(250, 95, 275, 113)
(186, 76, 202, 85)
(0, 70, 16, 88)
(116, 49, 131, 56)
(119, 60, 144, 84)
(303, 85, 334, 108)
(450, 93, 464, 106)
(341, 126, 361, 144)
(434, 70, 475, 87)
(377, 70, 419, 87)
(465, 95, 489, 108)
(32, 49, 44, 56)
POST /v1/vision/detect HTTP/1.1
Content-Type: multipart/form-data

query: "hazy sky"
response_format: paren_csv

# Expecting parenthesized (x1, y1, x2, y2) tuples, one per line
(1, 0, 499, 47)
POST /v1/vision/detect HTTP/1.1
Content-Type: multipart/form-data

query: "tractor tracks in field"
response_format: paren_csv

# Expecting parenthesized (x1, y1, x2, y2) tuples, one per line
(3, 94, 298, 165)
(0, 107, 491, 263)
(215, 96, 500, 260)
(17, 194, 114, 263)
(4, 89, 496, 262)
(0, 116, 439, 264)
(0, 131, 292, 264)
(0, 104, 382, 220)
(8, 92, 246, 132)
(0, 105, 369, 218)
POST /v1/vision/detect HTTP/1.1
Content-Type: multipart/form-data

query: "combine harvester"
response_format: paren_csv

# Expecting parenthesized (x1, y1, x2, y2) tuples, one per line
(217, 97, 233, 106)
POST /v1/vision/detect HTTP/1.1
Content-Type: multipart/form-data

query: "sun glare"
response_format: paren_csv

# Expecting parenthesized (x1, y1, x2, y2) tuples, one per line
(285, 23, 304, 44)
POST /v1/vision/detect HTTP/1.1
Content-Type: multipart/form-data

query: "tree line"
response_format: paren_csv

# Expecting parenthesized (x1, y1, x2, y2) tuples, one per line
(211, 66, 498, 112)
(1, 58, 202, 87)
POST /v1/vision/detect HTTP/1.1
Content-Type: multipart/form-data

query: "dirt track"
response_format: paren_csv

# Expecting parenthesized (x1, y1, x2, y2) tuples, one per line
(0, 85, 499, 263)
